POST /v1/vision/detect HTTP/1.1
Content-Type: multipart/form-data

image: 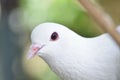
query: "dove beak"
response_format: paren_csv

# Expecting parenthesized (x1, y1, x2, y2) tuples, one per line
(27, 44, 44, 59)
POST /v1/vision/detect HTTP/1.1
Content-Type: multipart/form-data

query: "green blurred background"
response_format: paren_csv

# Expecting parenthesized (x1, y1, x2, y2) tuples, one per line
(0, 0, 120, 80)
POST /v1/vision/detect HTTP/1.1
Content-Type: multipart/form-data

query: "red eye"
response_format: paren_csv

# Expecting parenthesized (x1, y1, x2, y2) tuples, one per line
(50, 32, 59, 41)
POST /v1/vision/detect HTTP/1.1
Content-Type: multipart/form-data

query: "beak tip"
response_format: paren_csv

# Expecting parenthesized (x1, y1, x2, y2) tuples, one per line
(26, 55, 31, 60)
(27, 44, 42, 60)
(26, 51, 34, 60)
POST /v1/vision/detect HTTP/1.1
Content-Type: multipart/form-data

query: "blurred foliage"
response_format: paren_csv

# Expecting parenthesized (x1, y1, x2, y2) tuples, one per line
(98, 0, 120, 26)
(20, 0, 102, 37)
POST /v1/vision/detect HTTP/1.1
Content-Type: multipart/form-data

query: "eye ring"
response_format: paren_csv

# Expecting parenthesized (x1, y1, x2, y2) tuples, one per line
(50, 32, 59, 41)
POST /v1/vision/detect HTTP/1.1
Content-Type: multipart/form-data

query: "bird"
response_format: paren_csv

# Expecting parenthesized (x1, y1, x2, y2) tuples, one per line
(27, 22, 120, 80)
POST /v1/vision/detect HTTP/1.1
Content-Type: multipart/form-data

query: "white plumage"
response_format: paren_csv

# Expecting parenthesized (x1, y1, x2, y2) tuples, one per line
(28, 23, 120, 80)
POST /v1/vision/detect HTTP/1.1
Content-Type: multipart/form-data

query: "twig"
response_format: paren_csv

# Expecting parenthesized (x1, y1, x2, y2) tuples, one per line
(78, 0, 120, 46)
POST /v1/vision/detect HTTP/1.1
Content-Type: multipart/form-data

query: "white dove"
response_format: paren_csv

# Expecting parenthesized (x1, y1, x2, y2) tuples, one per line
(28, 22, 120, 80)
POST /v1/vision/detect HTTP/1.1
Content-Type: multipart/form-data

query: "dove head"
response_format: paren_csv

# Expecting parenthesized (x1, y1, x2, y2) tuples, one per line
(27, 22, 79, 62)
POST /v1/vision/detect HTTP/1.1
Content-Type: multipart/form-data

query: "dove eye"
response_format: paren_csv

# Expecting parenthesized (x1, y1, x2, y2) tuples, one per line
(50, 32, 59, 41)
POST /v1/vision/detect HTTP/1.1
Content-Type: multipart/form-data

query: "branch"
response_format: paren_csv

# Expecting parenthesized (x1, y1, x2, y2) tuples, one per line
(78, 0, 120, 46)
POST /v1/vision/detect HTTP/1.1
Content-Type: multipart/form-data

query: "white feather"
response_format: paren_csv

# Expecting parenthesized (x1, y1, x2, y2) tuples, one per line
(30, 23, 120, 80)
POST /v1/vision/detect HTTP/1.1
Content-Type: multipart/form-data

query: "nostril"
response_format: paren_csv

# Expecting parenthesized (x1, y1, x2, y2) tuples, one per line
(33, 47, 37, 51)
(32, 47, 40, 52)
(31, 44, 41, 52)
